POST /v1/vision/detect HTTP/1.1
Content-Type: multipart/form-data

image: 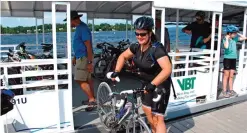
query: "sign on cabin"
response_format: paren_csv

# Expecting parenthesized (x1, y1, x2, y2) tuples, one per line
(168, 74, 211, 109)
(177, 77, 196, 91)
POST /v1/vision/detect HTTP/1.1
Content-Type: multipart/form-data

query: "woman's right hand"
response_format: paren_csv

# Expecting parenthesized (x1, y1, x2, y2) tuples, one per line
(110, 71, 119, 81)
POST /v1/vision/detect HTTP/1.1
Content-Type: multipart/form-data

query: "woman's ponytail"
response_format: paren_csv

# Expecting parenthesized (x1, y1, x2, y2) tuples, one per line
(151, 31, 157, 43)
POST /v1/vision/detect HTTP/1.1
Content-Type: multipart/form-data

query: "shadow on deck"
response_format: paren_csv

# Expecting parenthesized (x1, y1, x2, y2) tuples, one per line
(72, 74, 143, 129)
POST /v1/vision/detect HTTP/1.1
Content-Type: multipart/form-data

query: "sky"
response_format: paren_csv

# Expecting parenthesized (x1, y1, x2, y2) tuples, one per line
(0, 12, 143, 27)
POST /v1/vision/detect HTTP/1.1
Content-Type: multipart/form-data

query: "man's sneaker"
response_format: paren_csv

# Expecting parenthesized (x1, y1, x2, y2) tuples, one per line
(222, 91, 230, 98)
(229, 90, 238, 97)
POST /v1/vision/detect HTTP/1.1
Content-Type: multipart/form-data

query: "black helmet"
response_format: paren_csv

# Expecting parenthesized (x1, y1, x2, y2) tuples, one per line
(134, 16, 154, 30)
(195, 11, 205, 18)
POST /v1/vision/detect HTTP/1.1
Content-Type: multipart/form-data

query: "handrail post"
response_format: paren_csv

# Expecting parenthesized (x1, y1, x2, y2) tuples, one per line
(52, 2, 60, 131)
(185, 55, 189, 76)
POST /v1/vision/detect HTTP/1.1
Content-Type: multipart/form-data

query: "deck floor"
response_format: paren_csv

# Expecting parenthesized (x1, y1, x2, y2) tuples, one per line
(72, 75, 247, 133)
(74, 100, 247, 133)
(72, 74, 144, 128)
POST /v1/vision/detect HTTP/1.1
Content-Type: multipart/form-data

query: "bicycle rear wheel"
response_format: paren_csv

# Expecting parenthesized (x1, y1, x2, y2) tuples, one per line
(126, 117, 151, 133)
(96, 82, 117, 131)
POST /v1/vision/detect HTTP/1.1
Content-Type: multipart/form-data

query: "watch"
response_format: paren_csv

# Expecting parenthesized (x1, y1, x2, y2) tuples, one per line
(87, 61, 92, 64)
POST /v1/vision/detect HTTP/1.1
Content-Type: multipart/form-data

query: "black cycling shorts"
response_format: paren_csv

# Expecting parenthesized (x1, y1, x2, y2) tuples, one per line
(141, 80, 171, 116)
(223, 58, 236, 70)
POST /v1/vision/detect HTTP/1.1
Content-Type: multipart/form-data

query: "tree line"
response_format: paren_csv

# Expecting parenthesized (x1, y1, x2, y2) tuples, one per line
(0, 23, 133, 34)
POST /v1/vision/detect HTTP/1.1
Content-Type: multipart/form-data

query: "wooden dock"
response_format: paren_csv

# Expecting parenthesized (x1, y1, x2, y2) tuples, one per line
(165, 100, 247, 133)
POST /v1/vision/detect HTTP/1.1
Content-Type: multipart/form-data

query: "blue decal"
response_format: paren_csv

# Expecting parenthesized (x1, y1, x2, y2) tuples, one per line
(168, 98, 196, 107)
(12, 121, 71, 133)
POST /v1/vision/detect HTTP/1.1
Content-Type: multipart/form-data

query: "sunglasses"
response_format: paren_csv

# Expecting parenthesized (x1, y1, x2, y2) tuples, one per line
(135, 32, 148, 37)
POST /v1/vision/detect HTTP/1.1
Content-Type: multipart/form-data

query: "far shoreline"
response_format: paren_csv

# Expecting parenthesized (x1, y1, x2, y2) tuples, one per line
(0, 25, 188, 35)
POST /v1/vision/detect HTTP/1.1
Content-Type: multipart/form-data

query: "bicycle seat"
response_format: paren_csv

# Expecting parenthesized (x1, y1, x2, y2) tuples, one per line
(96, 43, 103, 49)
(16, 42, 26, 49)
(120, 42, 128, 47)
(108, 47, 121, 55)
(41, 43, 53, 50)
(41, 43, 53, 47)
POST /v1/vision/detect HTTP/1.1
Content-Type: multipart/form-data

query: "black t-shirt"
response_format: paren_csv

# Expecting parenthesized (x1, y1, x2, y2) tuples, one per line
(184, 21, 211, 48)
(129, 42, 168, 82)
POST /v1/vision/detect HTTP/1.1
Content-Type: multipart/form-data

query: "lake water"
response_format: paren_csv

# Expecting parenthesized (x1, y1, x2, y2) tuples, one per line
(1, 26, 191, 44)
(1, 26, 192, 55)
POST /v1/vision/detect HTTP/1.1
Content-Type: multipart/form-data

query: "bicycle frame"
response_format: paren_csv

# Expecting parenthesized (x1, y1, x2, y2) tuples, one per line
(107, 80, 146, 127)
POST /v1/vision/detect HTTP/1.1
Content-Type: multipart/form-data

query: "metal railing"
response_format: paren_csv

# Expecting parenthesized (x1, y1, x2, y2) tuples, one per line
(0, 44, 68, 59)
(169, 50, 218, 77)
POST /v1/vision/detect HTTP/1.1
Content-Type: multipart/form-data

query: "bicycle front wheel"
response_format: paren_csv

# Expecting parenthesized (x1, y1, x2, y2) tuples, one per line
(96, 82, 117, 131)
(126, 117, 152, 133)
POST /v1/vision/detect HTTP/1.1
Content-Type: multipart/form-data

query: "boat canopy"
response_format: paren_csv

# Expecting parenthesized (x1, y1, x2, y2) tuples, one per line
(1, 1, 247, 23)
(1, 1, 153, 20)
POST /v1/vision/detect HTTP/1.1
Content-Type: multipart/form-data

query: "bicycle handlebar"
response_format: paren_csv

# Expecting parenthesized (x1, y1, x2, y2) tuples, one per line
(106, 72, 162, 108)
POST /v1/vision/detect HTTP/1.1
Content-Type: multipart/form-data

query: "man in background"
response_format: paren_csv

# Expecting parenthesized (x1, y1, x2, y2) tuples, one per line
(155, 18, 171, 52)
(64, 11, 95, 112)
(182, 11, 211, 50)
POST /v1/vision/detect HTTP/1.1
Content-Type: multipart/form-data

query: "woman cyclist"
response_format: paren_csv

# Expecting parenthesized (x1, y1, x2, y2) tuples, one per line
(110, 16, 172, 133)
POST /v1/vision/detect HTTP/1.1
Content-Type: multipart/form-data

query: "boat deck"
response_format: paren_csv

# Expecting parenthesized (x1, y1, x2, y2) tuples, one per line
(71, 75, 247, 133)
(75, 100, 247, 133)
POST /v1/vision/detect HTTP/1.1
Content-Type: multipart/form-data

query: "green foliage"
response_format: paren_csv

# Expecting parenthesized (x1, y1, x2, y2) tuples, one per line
(0, 23, 133, 34)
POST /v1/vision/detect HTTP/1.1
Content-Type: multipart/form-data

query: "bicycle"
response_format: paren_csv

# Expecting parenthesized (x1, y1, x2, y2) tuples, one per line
(93, 42, 115, 80)
(1, 48, 24, 95)
(1, 43, 68, 90)
(93, 40, 133, 81)
(96, 72, 162, 133)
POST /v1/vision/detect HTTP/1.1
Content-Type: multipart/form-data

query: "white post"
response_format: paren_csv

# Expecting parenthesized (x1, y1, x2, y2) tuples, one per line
(185, 55, 189, 76)
(210, 12, 223, 101)
(42, 16, 45, 43)
(238, 49, 244, 94)
(0, 115, 5, 133)
(35, 18, 38, 49)
(126, 19, 128, 40)
(209, 12, 216, 101)
(52, 2, 60, 131)
(240, 8, 247, 94)
(242, 8, 247, 50)
(217, 13, 223, 62)
(161, 9, 165, 46)
(210, 13, 216, 54)
(66, 2, 74, 130)
(152, 2, 156, 34)
(175, 9, 180, 51)
(92, 18, 95, 45)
